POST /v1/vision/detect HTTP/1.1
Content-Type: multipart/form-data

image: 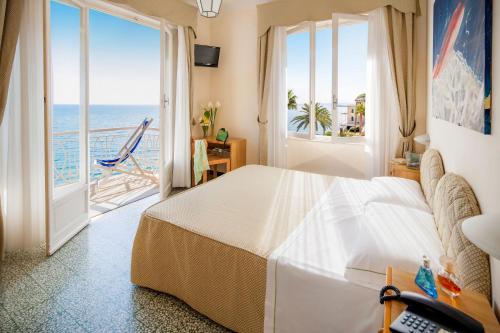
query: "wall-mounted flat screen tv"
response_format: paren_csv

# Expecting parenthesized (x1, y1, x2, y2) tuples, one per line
(195, 44, 220, 67)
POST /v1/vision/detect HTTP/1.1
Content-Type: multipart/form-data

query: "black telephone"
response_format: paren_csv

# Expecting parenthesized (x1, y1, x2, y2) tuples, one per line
(379, 285, 484, 333)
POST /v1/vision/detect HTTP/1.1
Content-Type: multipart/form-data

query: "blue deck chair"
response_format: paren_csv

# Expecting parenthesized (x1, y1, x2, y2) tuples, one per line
(94, 118, 157, 187)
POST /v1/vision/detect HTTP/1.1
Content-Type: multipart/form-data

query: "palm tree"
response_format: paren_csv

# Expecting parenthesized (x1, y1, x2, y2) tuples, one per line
(291, 102, 332, 134)
(288, 89, 298, 110)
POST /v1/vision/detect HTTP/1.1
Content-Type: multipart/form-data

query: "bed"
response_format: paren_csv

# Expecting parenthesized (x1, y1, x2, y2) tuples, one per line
(131, 150, 491, 333)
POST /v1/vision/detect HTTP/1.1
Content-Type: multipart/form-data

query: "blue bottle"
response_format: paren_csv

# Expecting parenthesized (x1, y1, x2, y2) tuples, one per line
(414, 255, 438, 299)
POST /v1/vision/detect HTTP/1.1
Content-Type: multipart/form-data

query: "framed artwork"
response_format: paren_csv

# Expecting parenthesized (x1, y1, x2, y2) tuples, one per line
(432, 0, 492, 134)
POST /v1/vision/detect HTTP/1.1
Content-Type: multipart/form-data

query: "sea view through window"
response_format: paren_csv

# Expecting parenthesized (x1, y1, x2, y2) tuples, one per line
(51, 1, 160, 186)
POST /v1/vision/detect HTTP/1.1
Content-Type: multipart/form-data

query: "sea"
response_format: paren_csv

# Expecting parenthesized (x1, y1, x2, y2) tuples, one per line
(53, 104, 159, 186)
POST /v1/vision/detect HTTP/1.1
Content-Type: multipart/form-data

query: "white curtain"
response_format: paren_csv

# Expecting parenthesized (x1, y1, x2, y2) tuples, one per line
(171, 26, 191, 188)
(365, 8, 399, 178)
(266, 27, 288, 168)
(0, 0, 45, 252)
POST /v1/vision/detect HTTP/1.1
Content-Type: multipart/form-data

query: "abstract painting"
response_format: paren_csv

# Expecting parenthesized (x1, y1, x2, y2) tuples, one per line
(432, 0, 492, 134)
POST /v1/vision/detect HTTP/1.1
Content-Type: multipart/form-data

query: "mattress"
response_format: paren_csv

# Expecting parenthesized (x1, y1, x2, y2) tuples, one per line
(131, 165, 335, 333)
(265, 178, 443, 333)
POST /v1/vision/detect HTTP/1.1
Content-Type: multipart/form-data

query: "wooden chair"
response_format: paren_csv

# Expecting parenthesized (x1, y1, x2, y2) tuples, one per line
(191, 139, 231, 187)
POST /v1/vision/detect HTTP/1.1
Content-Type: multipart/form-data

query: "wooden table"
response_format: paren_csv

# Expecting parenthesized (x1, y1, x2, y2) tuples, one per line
(382, 266, 500, 333)
(194, 136, 246, 171)
(389, 160, 420, 183)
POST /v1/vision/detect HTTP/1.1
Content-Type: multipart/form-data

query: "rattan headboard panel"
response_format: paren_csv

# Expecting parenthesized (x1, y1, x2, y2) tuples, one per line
(432, 173, 491, 300)
(420, 149, 445, 210)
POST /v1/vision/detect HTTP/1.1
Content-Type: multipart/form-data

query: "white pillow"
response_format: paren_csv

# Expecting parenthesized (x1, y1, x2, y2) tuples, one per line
(366, 177, 431, 213)
(344, 203, 443, 289)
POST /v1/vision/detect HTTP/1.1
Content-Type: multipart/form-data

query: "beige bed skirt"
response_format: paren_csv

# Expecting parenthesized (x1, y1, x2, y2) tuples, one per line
(131, 214, 267, 333)
(131, 165, 336, 332)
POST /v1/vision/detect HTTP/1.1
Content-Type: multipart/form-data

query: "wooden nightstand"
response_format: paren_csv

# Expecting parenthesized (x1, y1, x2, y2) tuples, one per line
(382, 266, 500, 333)
(389, 160, 420, 183)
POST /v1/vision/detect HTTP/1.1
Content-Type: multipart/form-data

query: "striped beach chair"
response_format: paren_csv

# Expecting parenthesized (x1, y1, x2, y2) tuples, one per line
(94, 117, 157, 187)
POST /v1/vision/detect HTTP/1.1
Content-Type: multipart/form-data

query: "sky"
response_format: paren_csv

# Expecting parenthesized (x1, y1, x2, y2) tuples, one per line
(51, 0, 366, 106)
(51, 1, 160, 105)
(287, 21, 368, 105)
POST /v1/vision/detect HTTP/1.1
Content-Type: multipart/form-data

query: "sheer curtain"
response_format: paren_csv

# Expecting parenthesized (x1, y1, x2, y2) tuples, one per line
(171, 26, 192, 188)
(0, 0, 45, 253)
(365, 7, 399, 178)
(258, 26, 287, 168)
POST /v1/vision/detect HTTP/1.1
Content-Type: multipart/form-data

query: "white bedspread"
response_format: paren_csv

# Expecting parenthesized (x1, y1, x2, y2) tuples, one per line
(264, 176, 442, 333)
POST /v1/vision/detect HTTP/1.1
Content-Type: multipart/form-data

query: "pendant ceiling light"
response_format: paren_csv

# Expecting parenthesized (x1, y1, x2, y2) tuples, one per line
(196, 0, 222, 18)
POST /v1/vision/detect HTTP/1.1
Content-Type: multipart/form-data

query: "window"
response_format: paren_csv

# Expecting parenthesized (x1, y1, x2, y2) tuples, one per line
(286, 29, 309, 137)
(286, 15, 368, 140)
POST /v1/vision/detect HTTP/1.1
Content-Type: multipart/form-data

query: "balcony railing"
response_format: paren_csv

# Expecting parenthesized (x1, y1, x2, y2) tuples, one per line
(53, 127, 159, 187)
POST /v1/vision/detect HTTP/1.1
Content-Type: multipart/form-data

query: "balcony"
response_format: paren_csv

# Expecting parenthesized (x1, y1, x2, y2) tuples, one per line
(53, 126, 160, 217)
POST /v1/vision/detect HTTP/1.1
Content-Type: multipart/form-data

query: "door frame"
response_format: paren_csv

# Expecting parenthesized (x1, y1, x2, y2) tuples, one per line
(43, 0, 90, 255)
(43, 0, 168, 255)
(159, 22, 176, 199)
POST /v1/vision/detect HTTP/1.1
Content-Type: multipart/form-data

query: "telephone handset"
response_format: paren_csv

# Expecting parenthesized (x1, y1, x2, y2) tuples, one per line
(379, 285, 484, 333)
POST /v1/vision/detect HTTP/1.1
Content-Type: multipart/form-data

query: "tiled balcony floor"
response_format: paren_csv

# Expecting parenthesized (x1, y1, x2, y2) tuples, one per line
(89, 173, 159, 217)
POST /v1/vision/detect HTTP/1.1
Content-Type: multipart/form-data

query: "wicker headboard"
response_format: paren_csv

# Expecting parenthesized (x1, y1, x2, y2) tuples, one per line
(432, 173, 491, 300)
(420, 149, 445, 210)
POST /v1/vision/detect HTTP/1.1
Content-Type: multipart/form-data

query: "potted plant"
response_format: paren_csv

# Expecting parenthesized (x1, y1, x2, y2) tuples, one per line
(200, 101, 221, 137)
(199, 110, 211, 138)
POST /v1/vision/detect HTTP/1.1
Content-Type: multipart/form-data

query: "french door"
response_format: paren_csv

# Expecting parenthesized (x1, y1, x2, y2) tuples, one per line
(43, 0, 171, 254)
(43, 0, 89, 255)
(159, 23, 175, 200)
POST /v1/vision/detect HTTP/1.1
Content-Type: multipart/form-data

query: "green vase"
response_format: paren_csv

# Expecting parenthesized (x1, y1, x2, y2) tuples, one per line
(202, 126, 209, 138)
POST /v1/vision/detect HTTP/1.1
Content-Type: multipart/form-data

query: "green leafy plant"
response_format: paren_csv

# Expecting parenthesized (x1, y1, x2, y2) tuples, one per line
(291, 102, 332, 134)
(288, 89, 298, 110)
(199, 101, 221, 137)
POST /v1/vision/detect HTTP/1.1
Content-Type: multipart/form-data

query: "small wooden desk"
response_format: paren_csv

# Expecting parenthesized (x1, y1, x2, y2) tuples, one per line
(389, 160, 420, 183)
(194, 136, 246, 171)
(382, 267, 500, 333)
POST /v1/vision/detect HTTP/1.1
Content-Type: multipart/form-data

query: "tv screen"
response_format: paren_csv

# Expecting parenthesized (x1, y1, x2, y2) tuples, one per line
(195, 44, 220, 67)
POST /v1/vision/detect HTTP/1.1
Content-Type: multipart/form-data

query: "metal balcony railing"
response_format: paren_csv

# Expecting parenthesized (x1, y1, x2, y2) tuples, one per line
(53, 127, 159, 187)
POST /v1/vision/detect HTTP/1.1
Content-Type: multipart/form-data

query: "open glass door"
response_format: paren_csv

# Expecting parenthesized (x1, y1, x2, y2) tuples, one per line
(159, 22, 174, 200)
(44, 0, 89, 255)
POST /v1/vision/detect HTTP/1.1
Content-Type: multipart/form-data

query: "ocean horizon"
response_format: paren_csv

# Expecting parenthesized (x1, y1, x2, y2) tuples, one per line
(53, 104, 160, 132)
(53, 104, 160, 186)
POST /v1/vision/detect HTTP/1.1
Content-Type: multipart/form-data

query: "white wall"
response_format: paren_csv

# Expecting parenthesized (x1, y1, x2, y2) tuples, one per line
(200, 7, 260, 164)
(287, 139, 367, 178)
(427, 0, 500, 317)
(192, 16, 212, 139)
(194, 6, 371, 173)
(193, 2, 428, 176)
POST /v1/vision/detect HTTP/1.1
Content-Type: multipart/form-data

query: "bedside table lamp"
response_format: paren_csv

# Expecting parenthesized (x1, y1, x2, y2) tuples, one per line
(462, 214, 500, 260)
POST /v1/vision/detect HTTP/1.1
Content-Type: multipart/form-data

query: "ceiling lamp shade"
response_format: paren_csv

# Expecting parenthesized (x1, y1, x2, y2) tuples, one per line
(196, 0, 222, 18)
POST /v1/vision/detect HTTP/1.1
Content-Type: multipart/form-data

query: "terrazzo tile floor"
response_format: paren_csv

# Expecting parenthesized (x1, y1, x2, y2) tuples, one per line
(0, 193, 231, 333)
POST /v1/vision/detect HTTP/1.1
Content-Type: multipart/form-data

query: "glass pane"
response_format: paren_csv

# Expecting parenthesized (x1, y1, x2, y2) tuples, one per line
(315, 22, 333, 136)
(337, 19, 368, 137)
(89, 9, 160, 181)
(51, 1, 81, 187)
(287, 29, 310, 136)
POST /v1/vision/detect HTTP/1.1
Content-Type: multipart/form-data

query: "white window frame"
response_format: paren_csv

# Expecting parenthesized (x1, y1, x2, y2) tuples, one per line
(286, 14, 368, 144)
